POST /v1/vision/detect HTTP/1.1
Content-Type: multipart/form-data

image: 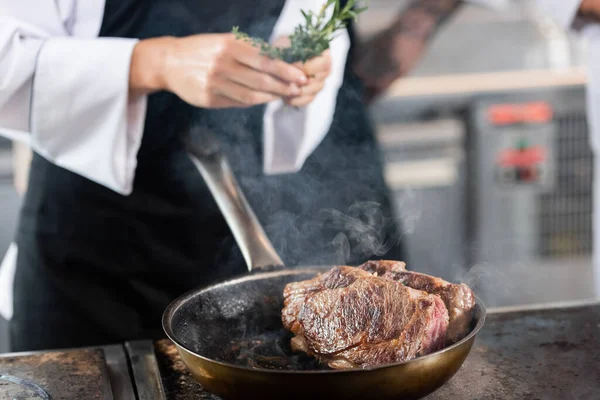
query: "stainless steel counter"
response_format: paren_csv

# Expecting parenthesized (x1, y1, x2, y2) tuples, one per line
(0, 344, 135, 400)
(1, 301, 599, 399)
(127, 300, 600, 399)
(426, 301, 600, 399)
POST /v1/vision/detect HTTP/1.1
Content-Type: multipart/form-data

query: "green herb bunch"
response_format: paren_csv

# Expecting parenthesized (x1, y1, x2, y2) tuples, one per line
(232, 0, 367, 64)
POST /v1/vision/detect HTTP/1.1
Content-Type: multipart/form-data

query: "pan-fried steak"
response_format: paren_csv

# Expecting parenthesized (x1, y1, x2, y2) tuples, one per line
(358, 260, 475, 343)
(282, 266, 449, 369)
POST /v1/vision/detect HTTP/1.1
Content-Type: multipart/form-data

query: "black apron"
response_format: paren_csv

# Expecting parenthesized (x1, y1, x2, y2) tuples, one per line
(10, 0, 404, 352)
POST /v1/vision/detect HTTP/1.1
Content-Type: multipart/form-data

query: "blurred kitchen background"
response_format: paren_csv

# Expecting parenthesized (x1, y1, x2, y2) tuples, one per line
(0, 0, 597, 352)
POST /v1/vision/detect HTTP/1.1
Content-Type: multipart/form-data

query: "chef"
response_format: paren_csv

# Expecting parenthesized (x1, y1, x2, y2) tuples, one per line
(533, 0, 600, 297)
(0, 0, 464, 352)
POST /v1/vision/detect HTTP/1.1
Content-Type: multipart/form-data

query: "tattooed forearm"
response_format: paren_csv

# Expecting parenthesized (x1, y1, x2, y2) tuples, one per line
(390, 0, 461, 40)
(353, 0, 462, 103)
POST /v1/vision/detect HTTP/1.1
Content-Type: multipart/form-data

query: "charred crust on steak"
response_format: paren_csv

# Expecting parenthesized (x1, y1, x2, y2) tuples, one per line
(358, 260, 476, 344)
(281, 264, 453, 369)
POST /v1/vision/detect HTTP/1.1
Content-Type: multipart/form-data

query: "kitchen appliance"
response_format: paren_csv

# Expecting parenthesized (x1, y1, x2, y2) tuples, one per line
(375, 85, 596, 307)
(377, 88, 593, 269)
(467, 87, 592, 264)
(465, 87, 595, 305)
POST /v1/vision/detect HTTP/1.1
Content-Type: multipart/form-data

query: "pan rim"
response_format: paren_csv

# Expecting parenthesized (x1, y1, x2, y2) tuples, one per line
(162, 266, 487, 375)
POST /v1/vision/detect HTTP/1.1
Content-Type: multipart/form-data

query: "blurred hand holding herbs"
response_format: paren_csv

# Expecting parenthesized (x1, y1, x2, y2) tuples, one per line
(232, 0, 367, 64)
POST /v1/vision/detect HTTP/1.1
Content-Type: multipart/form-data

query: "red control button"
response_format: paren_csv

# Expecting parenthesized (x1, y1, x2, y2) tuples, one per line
(497, 146, 546, 167)
(488, 102, 553, 126)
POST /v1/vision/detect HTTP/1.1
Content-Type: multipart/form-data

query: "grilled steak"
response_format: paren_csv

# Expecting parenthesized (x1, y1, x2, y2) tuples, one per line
(282, 266, 449, 369)
(358, 260, 476, 344)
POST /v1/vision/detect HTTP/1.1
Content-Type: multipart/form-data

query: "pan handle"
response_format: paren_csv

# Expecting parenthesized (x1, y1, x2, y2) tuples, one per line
(184, 126, 284, 271)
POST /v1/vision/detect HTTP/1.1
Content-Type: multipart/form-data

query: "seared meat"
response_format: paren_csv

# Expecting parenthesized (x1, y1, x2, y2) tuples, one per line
(282, 266, 369, 336)
(282, 266, 449, 369)
(358, 260, 475, 344)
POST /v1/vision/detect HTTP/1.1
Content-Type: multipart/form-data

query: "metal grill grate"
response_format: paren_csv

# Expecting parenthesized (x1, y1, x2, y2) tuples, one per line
(539, 111, 594, 257)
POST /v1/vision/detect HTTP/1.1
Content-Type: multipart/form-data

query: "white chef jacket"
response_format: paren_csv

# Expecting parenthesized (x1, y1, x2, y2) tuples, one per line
(0, 0, 350, 320)
(534, 0, 600, 152)
(535, 0, 600, 298)
(0, 0, 508, 321)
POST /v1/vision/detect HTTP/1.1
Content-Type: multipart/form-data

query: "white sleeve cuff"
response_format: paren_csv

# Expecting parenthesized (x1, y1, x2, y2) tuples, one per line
(30, 37, 147, 195)
(0, 18, 45, 132)
(535, 0, 582, 31)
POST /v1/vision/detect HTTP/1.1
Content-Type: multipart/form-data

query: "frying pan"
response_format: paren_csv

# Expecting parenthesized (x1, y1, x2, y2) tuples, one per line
(162, 127, 486, 400)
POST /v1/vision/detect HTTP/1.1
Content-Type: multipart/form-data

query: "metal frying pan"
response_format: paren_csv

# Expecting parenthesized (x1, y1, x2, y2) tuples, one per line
(162, 127, 486, 400)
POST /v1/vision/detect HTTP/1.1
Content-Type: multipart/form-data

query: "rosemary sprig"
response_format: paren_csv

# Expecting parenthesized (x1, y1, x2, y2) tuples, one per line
(232, 0, 367, 64)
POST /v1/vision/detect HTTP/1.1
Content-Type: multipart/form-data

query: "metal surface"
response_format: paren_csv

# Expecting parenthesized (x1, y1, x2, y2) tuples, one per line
(0, 374, 51, 399)
(185, 126, 283, 270)
(468, 87, 591, 265)
(425, 301, 600, 399)
(463, 86, 597, 307)
(126, 341, 166, 400)
(469, 94, 555, 265)
(0, 348, 114, 400)
(128, 339, 220, 400)
(0, 345, 134, 400)
(163, 266, 486, 400)
(154, 339, 214, 400)
(540, 105, 593, 257)
(486, 297, 600, 314)
(103, 345, 138, 400)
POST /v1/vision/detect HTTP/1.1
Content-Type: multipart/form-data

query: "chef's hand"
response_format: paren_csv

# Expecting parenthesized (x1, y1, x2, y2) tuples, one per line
(271, 36, 332, 107)
(286, 50, 332, 107)
(129, 34, 308, 108)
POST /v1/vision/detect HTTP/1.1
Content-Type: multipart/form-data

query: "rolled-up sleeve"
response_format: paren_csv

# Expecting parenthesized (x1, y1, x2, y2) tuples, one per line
(0, 2, 147, 195)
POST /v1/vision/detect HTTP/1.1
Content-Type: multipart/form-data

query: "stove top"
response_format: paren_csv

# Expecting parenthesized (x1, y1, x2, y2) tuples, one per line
(424, 303, 600, 399)
(0, 345, 135, 400)
(155, 340, 215, 400)
(127, 340, 218, 400)
(2, 302, 599, 399)
(132, 302, 600, 400)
